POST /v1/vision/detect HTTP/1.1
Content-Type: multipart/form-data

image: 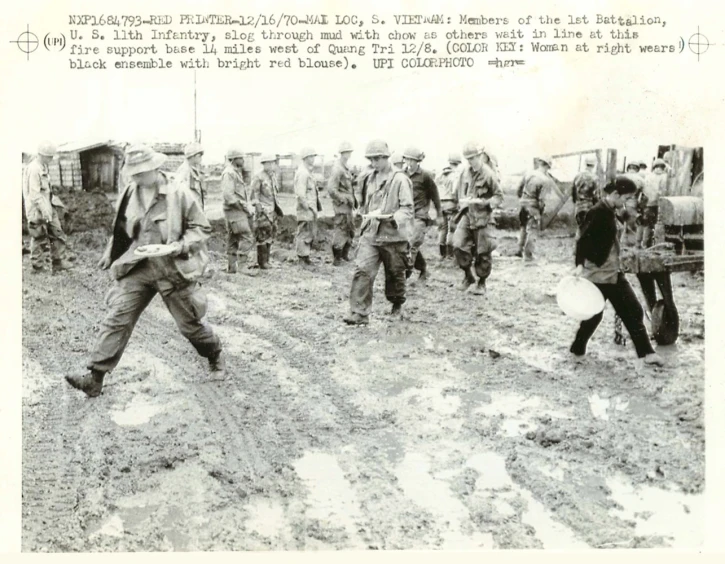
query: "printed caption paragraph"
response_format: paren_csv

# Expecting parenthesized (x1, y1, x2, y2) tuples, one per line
(40, 12, 683, 71)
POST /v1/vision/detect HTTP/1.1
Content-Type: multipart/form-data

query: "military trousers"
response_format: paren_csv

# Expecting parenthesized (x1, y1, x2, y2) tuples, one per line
(517, 206, 541, 258)
(87, 260, 221, 374)
(452, 214, 497, 281)
(409, 218, 430, 268)
(332, 212, 355, 251)
(349, 239, 408, 317)
(437, 207, 458, 246)
(295, 220, 316, 258)
(27, 209, 67, 270)
(226, 214, 255, 260)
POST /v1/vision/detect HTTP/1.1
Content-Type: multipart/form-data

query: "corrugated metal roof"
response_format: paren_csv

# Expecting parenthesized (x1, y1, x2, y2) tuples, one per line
(57, 140, 116, 153)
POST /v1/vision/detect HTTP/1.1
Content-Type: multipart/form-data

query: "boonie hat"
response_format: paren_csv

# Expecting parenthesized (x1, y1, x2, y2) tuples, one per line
(123, 145, 167, 176)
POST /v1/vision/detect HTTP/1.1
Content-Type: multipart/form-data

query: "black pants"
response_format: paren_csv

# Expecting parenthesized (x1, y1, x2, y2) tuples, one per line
(572, 273, 655, 358)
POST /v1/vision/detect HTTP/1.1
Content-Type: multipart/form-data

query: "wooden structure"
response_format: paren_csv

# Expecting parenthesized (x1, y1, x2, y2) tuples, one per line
(53, 140, 127, 192)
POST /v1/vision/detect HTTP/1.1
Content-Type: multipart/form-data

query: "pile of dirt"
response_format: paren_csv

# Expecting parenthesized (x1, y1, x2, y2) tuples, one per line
(55, 188, 116, 234)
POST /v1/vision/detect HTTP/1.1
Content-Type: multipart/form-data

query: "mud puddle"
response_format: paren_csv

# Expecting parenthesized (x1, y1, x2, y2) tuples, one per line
(607, 474, 704, 548)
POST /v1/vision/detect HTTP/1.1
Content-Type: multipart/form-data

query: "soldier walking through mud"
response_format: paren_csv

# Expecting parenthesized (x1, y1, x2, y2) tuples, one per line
(328, 142, 357, 266)
(452, 142, 503, 295)
(251, 153, 283, 271)
(403, 147, 442, 285)
(344, 140, 414, 325)
(436, 153, 462, 259)
(222, 149, 258, 276)
(570, 175, 664, 367)
(65, 145, 224, 397)
(571, 155, 600, 238)
(175, 142, 206, 210)
(515, 156, 555, 262)
(294, 147, 322, 269)
(22, 141, 73, 274)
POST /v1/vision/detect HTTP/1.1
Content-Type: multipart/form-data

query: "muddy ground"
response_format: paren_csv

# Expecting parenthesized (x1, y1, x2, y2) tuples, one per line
(22, 217, 704, 551)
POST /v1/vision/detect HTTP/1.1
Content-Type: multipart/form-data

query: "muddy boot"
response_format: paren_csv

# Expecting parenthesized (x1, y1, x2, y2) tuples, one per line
(643, 352, 665, 367)
(459, 268, 475, 291)
(227, 255, 238, 274)
(343, 312, 369, 326)
(389, 303, 403, 317)
(257, 245, 270, 270)
(238, 257, 258, 277)
(469, 279, 487, 296)
(208, 350, 227, 377)
(30, 265, 48, 274)
(447, 244, 455, 260)
(341, 242, 352, 262)
(299, 256, 316, 270)
(439, 244, 447, 259)
(52, 258, 74, 272)
(332, 247, 344, 267)
(65, 369, 105, 398)
(417, 269, 430, 285)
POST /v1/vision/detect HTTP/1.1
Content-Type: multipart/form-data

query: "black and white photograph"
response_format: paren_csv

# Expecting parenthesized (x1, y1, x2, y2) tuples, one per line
(3, 0, 723, 555)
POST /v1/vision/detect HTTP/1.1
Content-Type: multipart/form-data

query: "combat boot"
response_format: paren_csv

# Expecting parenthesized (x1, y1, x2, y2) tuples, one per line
(332, 247, 343, 267)
(299, 256, 316, 270)
(208, 350, 227, 377)
(52, 259, 74, 272)
(446, 244, 455, 259)
(439, 244, 447, 259)
(343, 312, 369, 326)
(469, 279, 487, 296)
(239, 257, 259, 277)
(459, 268, 475, 291)
(227, 255, 238, 274)
(389, 303, 403, 317)
(65, 369, 105, 398)
(341, 242, 353, 262)
(257, 245, 270, 270)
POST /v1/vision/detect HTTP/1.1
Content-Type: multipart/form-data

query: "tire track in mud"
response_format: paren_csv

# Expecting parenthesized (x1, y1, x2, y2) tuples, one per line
(22, 386, 85, 551)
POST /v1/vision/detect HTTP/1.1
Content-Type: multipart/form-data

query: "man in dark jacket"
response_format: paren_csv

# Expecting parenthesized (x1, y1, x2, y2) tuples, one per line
(570, 176, 664, 367)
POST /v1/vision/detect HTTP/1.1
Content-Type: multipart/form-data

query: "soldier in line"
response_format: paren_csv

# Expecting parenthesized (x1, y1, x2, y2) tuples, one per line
(22, 141, 73, 274)
(403, 147, 442, 284)
(515, 156, 555, 261)
(327, 142, 357, 266)
(222, 149, 258, 276)
(571, 155, 600, 238)
(175, 142, 206, 210)
(65, 145, 224, 397)
(435, 163, 458, 259)
(251, 154, 284, 270)
(441, 153, 464, 259)
(390, 152, 406, 172)
(344, 140, 414, 325)
(637, 160, 648, 176)
(294, 147, 322, 269)
(638, 158, 668, 248)
(452, 142, 503, 295)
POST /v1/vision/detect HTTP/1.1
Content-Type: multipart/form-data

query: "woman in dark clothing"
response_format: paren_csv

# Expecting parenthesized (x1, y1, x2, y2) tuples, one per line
(571, 175, 664, 366)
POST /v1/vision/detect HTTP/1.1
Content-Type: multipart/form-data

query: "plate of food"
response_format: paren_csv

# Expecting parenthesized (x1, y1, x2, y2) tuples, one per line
(134, 244, 177, 258)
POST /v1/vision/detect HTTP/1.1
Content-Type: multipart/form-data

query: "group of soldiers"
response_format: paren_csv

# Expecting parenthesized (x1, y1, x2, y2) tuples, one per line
(571, 154, 669, 250)
(21, 137, 668, 397)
